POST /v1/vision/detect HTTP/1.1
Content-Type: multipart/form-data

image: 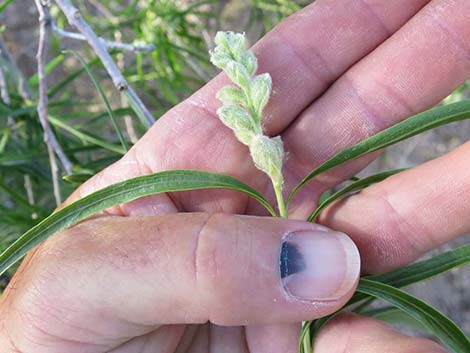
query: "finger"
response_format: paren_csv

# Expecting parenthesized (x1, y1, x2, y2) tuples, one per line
(284, 0, 470, 218)
(108, 325, 185, 353)
(246, 323, 300, 353)
(320, 141, 470, 274)
(315, 313, 446, 353)
(192, 0, 431, 135)
(3, 214, 359, 352)
(66, 0, 430, 214)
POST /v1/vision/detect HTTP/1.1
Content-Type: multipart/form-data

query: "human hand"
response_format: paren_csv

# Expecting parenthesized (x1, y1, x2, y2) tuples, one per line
(1, 0, 469, 352)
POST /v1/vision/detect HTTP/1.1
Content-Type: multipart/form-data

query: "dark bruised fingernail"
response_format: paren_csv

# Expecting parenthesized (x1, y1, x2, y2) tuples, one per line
(280, 242, 306, 278)
(280, 228, 360, 301)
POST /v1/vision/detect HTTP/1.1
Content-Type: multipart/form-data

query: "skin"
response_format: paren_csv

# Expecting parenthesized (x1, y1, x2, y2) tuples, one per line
(1, 0, 469, 351)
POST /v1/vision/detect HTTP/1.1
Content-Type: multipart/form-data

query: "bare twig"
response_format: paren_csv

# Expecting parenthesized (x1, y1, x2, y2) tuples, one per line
(83, 0, 139, 143)
(35, 0, 74, 205)
(114, 31, 139, 143)
(0, 60, 14, 126)
(24, 175, 38, 220)
(0, 60, 11, 105)
(51, 21, 155, 52)
(23, 174, 35, 205)
(0, 64, 10, 106)
(54, 0, 155, 126)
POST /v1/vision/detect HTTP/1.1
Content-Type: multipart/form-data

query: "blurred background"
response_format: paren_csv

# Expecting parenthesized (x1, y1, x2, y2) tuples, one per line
(0, 0, 468, 334)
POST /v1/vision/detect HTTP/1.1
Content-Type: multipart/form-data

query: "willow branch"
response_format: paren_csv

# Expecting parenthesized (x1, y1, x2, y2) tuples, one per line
(35, 0, 74, 205)
(0, 63, 10, 106)
(51, 21, 155, 52)
(114, 31, 139, 143)
(0, 61, 13, 125)
(54, 0, 155, 126)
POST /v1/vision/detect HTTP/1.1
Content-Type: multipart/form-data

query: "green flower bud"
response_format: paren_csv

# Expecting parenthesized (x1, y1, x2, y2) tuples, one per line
(241, 51, 258, 76)
(250, 135, 284, 182)
(211, 31, 287, 217)
(225, 61, 251, 90)
(249, 73, 272, 119)
(214, 31, 246, 61)
(217, 86, 246, 106)
(217, 104, 260, 145)
(209, 48, 232, 70)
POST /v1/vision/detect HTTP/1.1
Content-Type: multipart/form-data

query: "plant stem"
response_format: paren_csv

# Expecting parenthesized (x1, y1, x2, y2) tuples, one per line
(273, 180, 287, 218)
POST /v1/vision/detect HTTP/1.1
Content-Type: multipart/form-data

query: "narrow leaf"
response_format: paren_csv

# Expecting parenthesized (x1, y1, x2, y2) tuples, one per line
(0, 0, 14, 13)
(217, 86, 245, 106)
(351, 245, 470, 304)
(250, 73, 271, 118)
(65, 50, 129, 152)
(307, 169, 405, 222)
(303, 245, 470, 347)
(357, 279, 470, 353)
(123, 90, 152, 128)
(363, 306, 430, 334)
(289, 100, 470, 203)
(48, 115, 126, 154)
(0, 170, 276, 276)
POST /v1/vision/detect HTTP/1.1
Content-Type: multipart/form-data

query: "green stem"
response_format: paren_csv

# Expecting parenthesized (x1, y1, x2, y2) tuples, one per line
(273, 180, 287, 218)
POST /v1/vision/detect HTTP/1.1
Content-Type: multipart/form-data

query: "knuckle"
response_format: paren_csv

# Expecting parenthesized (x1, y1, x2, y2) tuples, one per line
(192, 213, 245, 324)
(193, 213, 224, 289)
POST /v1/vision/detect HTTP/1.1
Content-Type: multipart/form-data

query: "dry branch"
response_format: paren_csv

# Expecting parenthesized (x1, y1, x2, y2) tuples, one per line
(51, 22, 155, 52)
(0, 63, 10, 106)
(54, 0, 155, 126)
(0, 59, 13, 126)
(35, 0, 74, 205)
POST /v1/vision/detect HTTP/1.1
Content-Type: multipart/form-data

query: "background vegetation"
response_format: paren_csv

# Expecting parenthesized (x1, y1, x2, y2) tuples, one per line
(0, 0, 468, 334)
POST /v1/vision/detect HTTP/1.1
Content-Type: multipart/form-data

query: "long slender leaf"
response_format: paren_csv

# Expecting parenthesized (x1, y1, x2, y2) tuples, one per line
(350, 245, 470, 305)
(0, 0, 14, 13)
(357, 279, 470, 353)
(299, 321, 313, 353)
(301, 245, 470, 348)
(48, 115, 126, 154)
(0, 170, 276, 276)
(123, 90, 153, 127)
(363, 306, 430, 333)
(307, 169, 405, 222)
(289, 100, 470, 204)
(368, 245, 470, 288)
(65, 51, 129, 152)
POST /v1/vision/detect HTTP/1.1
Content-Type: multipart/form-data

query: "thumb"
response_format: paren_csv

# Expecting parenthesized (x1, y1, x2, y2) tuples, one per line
(9, 213, 359, 334)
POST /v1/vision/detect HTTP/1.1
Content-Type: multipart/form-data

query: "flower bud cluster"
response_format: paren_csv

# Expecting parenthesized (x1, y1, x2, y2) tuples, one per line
(210, 31, 284, 186)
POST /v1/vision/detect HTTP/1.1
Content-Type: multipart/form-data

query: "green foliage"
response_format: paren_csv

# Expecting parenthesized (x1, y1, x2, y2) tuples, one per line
(210, 31, 286, 217)
(1, 2, 470, 352)
(307, 169, 406, 222)
(0, 170, 276, 277)
(0, 1, 304, 257)
(357, 280, 470, 353)
(289, 100, 470, 204)
(301, 245, 470, 352)
(66, 50, 129, 152)
(0, 0, 14, 13)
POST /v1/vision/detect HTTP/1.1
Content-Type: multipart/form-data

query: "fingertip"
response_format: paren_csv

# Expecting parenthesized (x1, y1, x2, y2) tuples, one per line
(280, 228, 360, 303)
